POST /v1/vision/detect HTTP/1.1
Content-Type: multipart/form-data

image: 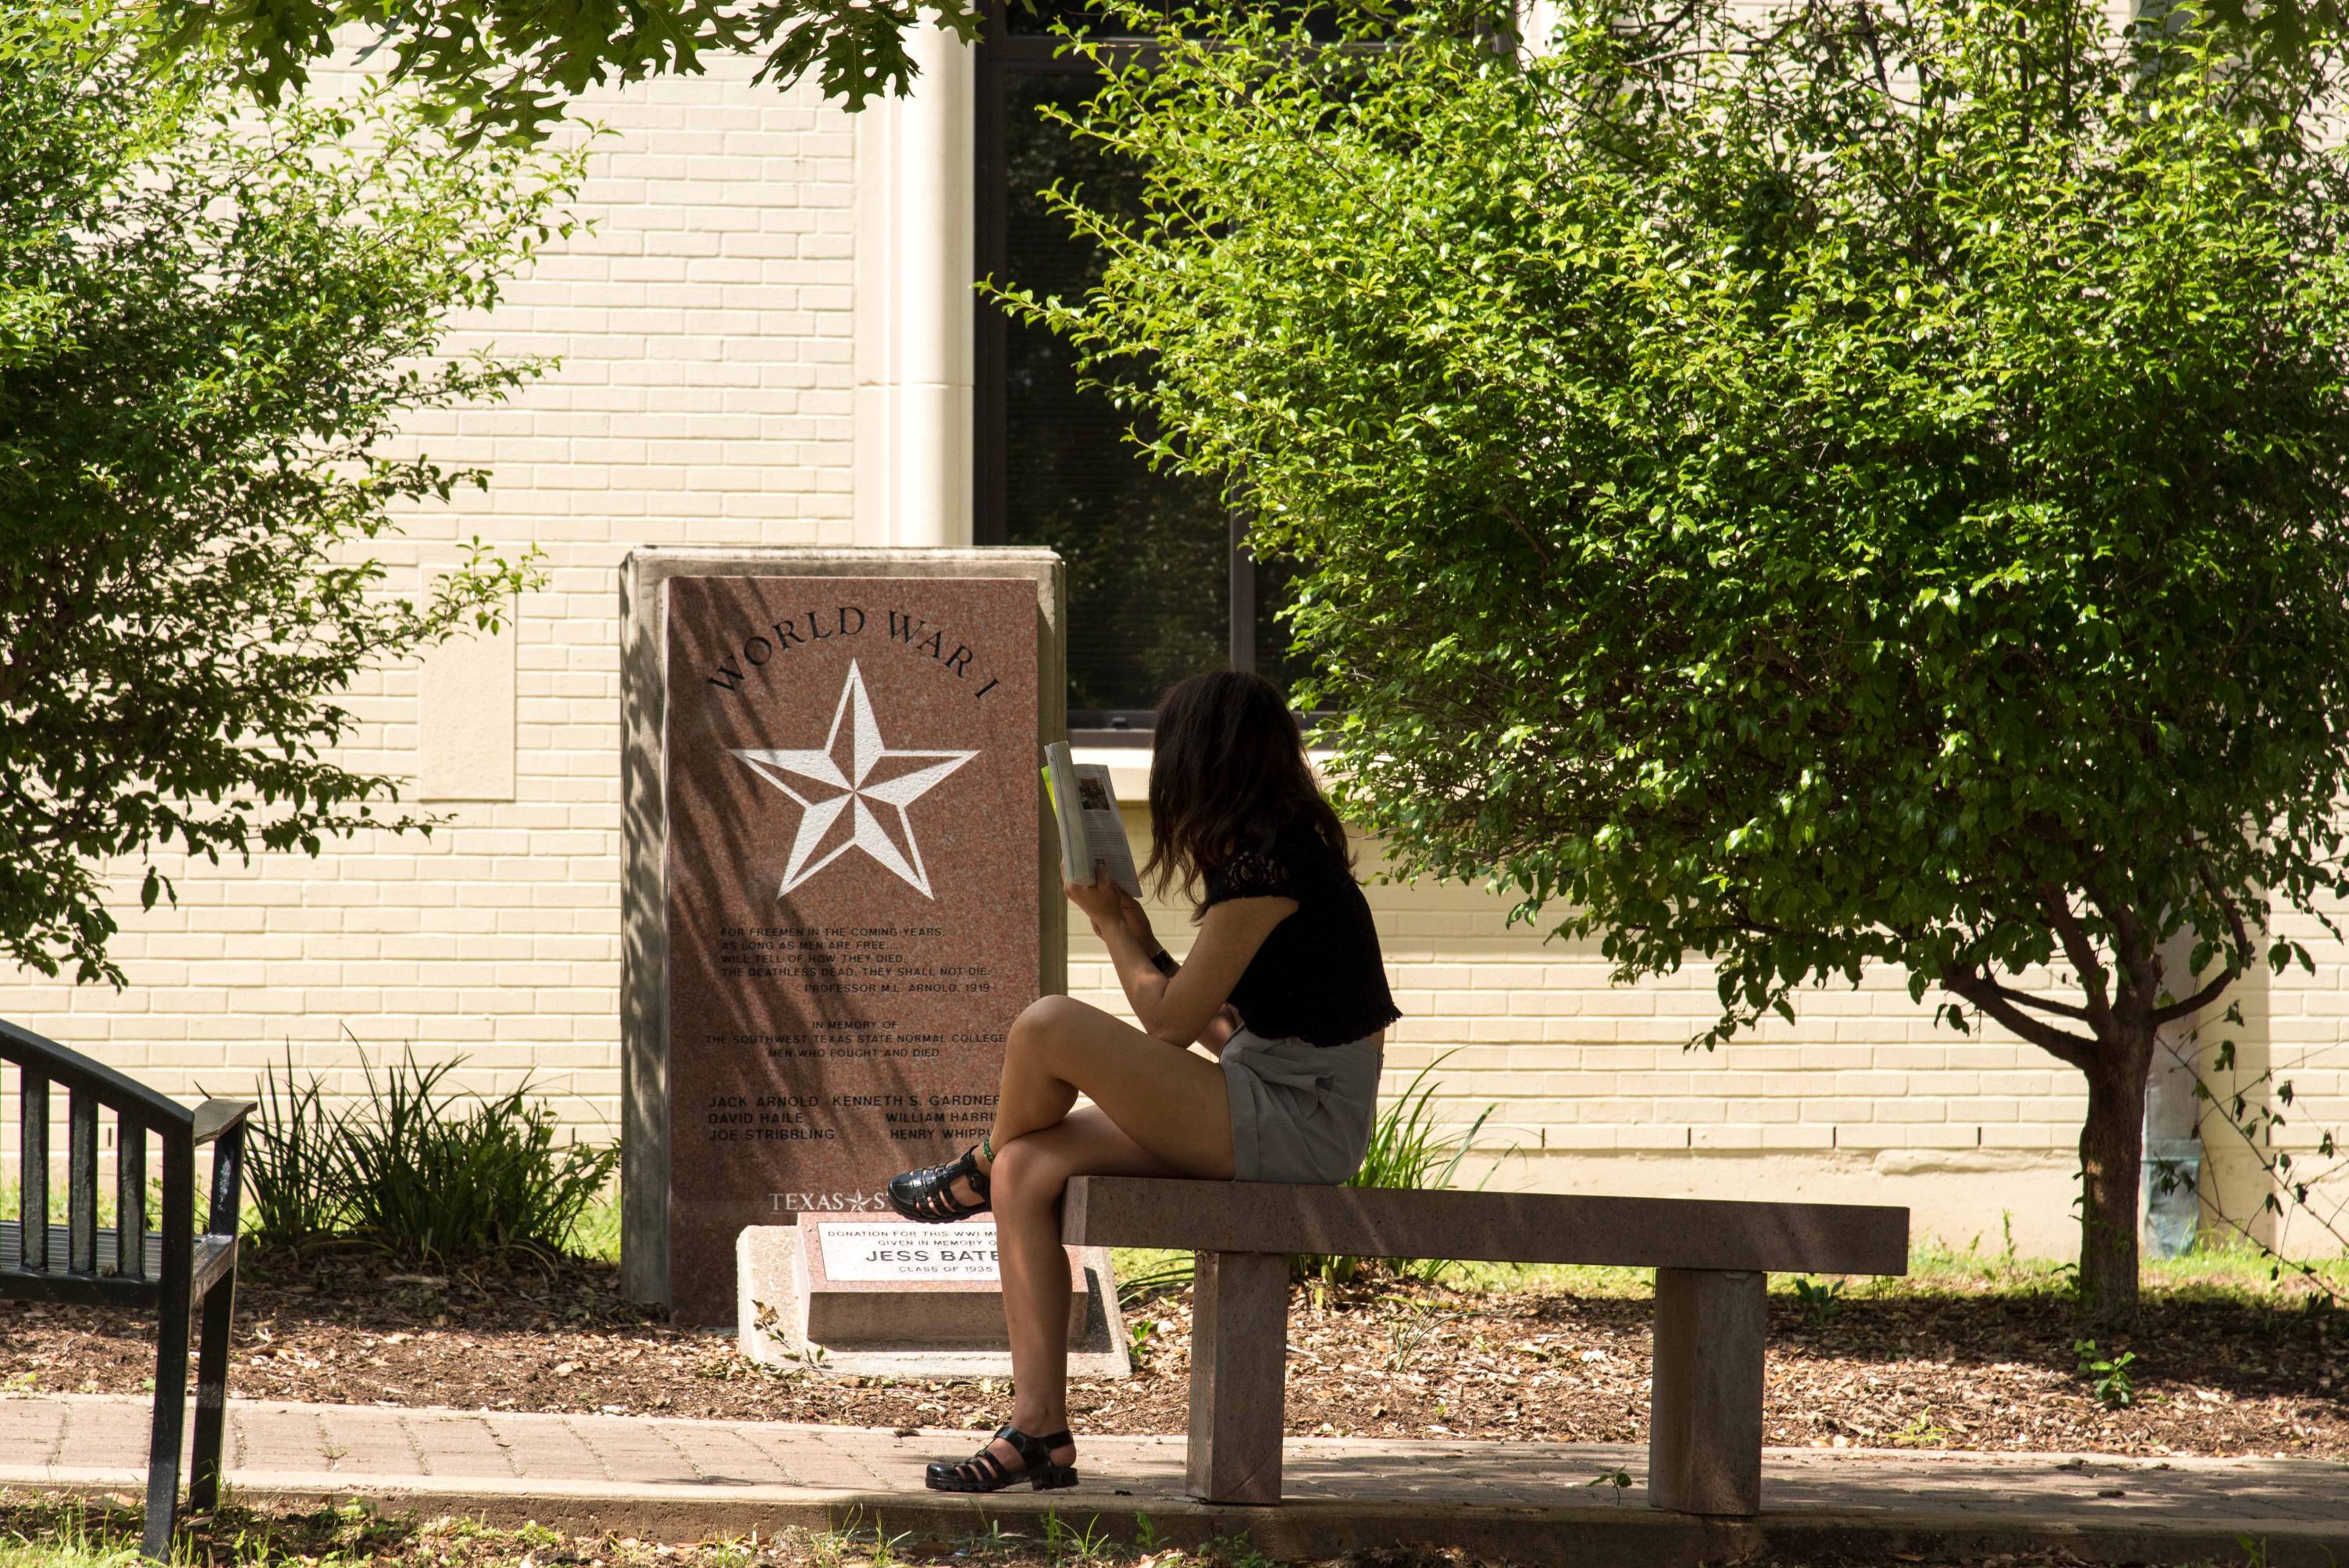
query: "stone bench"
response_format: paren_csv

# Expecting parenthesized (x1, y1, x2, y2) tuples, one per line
(1061, 1177, 1908, 1516)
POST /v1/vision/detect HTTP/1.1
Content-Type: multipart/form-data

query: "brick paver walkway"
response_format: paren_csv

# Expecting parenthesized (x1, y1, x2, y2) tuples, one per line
(4, 1396, 2344, 1564)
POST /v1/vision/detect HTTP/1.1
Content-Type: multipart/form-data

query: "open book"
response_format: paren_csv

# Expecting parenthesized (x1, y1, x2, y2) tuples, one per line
(1043, 741, 1143, 899)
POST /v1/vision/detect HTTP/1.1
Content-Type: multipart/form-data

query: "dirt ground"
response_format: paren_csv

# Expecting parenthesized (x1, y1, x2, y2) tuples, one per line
(2, 1245, 2342, 1460)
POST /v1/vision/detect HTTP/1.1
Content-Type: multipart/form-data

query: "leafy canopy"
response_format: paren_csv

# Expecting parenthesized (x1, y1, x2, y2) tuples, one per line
(1008, 0, 2349, 1050)
(137, 0, 2349, 141)
(148, 0, 985, 140)
(0, 2, 581, 985)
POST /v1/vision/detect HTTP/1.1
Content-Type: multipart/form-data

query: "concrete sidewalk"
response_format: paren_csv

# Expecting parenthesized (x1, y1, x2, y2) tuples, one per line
(2, 1395, 2344, 1565)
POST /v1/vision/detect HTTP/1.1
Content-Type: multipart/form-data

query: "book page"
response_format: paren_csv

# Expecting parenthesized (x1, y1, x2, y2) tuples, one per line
(1071, 764, 1143, 899)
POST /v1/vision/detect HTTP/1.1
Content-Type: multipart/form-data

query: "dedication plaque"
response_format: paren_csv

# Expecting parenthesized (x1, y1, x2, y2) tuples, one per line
(661, 575, 1041, 1323)
(817, 1219, 1005, 1282)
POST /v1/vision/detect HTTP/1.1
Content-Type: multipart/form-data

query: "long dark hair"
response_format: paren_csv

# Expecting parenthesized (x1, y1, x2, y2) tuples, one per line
(1143, 671, 1349, 914)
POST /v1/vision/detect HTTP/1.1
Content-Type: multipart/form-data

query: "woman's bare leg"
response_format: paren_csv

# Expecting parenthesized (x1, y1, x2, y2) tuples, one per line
(988, 995, 1237, 1174)
(983, 1107, 1185, 1463)
(943, 995, 1237, 1205)
(944, 996, 1238, 1478)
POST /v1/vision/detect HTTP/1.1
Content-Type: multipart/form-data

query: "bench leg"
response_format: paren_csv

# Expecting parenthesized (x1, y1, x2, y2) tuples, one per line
(1185, 1251, 1286, 1506)
(1646, 1267, 1766, 1516)
(143, 1281, 192, 1560)
(188, 1274, 236, 1512)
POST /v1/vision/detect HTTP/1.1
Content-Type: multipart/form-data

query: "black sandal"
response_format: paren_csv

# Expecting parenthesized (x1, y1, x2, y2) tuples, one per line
(925, 1423, 1078, 1493)
(887, 1145, 991, 1223)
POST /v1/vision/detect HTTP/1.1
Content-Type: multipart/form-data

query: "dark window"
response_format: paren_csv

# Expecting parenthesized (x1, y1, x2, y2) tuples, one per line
(973, 0, 1312, 741)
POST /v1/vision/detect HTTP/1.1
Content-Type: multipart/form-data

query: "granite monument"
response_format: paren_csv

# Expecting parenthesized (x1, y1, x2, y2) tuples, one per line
(620, 549, 1065, 1323)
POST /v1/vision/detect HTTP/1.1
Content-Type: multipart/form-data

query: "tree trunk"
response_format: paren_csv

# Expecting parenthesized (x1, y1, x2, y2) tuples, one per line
(2077, 1046, 2151, 1327)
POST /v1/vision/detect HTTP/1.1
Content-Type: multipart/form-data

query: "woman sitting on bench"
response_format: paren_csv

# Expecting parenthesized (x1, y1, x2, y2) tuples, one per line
(886, 668, 1401, 1494)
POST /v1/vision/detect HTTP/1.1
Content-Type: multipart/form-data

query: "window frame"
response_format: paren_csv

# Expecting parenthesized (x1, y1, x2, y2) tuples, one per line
(971, 2, 1277, 746)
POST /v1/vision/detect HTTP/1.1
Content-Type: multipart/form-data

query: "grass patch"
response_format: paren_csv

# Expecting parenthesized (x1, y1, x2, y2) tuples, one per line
(1882, 1227, 2349, 1300)
(0, 1493, 1303, 1568)
(17, 1181, 2342, 1317)
(0, 1492, 2274, 1568)
(0, 1495, 414, 1568)
(1108, 1247, 1193, 1310)
(0, 1178, 626, 1270)
(569, 1192, 622, 1263)
(0, 1182, 144, 1232)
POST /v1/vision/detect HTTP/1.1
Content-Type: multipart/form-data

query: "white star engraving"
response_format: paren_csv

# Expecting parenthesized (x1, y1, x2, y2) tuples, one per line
(730, 661, 978, 900)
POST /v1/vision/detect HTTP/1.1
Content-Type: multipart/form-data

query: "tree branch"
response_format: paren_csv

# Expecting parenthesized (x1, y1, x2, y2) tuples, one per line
(1492, 501, 1551, 568)
(1941, 966, 2097, 1071)
(2092, 882, 2158, 1027)
(2037, 885, 2116, 1037)
(2151, 868, 2255, 1026)
(1985, 982, 2092, 1022)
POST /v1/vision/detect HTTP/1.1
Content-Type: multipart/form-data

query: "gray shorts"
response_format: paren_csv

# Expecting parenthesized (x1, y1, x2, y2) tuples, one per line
(1220, 1027, 1384, 1185)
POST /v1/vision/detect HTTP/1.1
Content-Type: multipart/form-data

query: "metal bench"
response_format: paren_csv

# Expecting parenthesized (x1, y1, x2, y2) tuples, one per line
(1062, 1177, 1909, 1516)
(1, 1021, 252, 1558)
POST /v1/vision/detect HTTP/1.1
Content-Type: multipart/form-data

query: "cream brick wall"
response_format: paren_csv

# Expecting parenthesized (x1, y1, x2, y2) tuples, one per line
(2208, 904, 2349, 1260)
(3, 57, 2343, 1263)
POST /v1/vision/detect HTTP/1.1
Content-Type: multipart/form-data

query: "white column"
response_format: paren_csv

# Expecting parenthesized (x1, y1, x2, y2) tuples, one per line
(854, 26, 976, 548)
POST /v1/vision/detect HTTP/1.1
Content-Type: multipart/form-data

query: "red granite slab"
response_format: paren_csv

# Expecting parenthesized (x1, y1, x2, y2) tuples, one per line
(662, 576, 1040, 1324)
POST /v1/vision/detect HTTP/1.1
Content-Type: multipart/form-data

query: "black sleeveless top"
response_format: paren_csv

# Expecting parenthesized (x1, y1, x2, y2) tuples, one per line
(1202, 817, 1402, 1047)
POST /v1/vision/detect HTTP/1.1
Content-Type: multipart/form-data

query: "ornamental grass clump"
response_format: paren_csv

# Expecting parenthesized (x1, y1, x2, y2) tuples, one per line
(242, 1049, 349, 1245)
(333, 1051, 617, 1264)
(240, 1044, 615, 1263)
(1009, 0, 2349, 1325)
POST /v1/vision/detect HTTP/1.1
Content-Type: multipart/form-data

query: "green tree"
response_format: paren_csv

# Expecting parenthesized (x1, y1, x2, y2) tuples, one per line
(1006, 0, 2349, 1322)
(1, 4, 579, 987)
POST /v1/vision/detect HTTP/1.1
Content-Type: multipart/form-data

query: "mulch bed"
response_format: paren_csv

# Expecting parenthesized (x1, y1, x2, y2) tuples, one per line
(2, 1245, 2343, 1459)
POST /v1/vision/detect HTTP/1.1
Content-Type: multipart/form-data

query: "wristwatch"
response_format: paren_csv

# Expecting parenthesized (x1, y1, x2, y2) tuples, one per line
(1148, 947, 1180, 978)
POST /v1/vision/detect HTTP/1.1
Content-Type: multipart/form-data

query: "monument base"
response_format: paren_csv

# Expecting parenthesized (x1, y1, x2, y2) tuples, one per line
(736, 1219, 1132, 1380)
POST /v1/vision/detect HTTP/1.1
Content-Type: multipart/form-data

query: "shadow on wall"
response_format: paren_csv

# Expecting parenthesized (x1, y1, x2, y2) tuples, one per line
(2195, 950, 2296, 1258)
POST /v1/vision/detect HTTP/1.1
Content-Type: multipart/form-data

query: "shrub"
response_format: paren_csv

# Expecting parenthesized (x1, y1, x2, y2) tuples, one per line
(1014, 0, 2349, 1327)
(233, 1042, 615, 1263)
(1, 9, 565, 989)
(244, 1047, 351, 1246)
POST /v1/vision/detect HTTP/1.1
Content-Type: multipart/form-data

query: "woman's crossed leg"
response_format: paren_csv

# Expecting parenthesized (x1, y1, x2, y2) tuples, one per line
(943, 994, 1235, 1485)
